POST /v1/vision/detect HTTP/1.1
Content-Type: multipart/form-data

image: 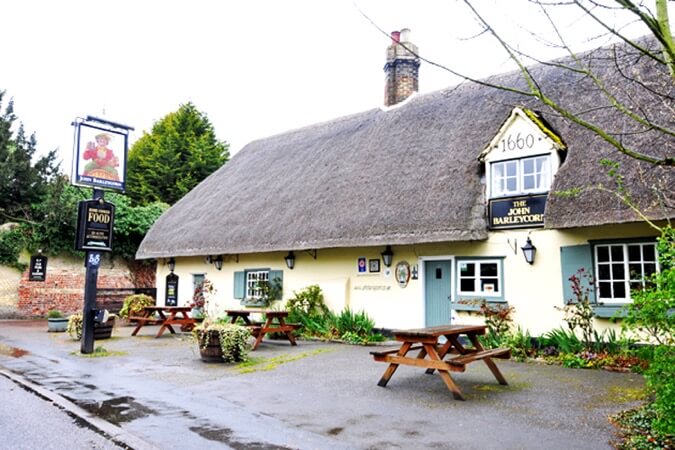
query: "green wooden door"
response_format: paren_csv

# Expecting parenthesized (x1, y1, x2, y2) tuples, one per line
(425, 260, 452, 326)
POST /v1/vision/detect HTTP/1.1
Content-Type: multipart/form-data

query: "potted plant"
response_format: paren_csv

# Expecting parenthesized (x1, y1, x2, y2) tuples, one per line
(47, 310, 69, 332)
(119, 294, 155, 324)
(193, 317, 251, 363)
(66, 312, 116, 340)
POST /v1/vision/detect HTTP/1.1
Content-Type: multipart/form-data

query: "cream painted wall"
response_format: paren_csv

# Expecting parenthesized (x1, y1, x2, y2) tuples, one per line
(156, 221, 660, 337)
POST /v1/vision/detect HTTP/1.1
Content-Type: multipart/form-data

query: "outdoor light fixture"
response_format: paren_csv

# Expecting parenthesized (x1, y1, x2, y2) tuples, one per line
(214, 255, 223, 271)
(381, 245, 394, 267)
(204, 255, 213, 264)
(168, 257, 176, 272)
(284, 251, 296, 270)
(521, 237, 536, 265)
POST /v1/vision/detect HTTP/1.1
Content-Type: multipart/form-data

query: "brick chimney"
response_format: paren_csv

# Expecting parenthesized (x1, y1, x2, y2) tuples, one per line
(384, 28, 420, 107)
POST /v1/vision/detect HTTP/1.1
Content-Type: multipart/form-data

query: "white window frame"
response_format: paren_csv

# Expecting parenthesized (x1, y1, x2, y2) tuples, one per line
(594, 242, 659, 304)
(457, 259, 502, 297)
(245, 270, 269, 299)
(490, 155, 551, 198)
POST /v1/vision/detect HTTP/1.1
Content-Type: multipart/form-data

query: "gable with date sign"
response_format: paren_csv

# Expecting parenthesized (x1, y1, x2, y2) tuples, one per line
(479, 107, 566, 229)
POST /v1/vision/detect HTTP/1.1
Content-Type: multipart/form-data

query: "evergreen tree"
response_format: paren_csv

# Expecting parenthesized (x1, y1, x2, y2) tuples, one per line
(126, 102, 229, 205)
(0, 91, 59, 223)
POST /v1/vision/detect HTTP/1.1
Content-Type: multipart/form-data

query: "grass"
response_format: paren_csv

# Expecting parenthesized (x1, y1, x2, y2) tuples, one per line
(71, 346, 127, 358)
(235, 348, 331, 373)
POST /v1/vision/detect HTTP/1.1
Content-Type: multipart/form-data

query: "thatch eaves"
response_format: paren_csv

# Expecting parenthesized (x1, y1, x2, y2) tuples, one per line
(137, 38, 673, 259)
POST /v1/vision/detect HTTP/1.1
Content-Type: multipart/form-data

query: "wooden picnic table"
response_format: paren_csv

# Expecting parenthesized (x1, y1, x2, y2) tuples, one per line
(225, 309, 299, 350)
(370, 324, 510, 400)
(130, 306, 197, 338)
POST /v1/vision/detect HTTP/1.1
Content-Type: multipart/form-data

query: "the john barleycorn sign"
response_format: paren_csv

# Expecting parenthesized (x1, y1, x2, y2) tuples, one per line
(489, 194, 546, 229)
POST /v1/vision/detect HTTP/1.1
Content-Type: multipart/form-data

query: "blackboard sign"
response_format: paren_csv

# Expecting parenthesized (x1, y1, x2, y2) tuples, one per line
(75, 199, 115, 251)
(489, 194, 547, 229)
(165, 273, 179, 306)
(29, 255, 48, 281)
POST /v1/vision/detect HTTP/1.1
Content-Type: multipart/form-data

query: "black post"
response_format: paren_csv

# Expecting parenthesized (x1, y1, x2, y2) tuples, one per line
(80, 189, 105, 354)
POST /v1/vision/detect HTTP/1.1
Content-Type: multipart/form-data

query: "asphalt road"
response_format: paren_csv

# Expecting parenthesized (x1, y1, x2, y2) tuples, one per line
(0, 320, 647, 449)
(0, 374, 122, 450)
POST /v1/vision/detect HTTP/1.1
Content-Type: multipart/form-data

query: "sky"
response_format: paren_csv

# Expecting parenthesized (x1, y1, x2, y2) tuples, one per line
(1, 0, 666, 174)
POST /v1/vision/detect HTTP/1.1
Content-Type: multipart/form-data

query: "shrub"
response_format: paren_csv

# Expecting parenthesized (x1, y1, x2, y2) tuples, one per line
(646, 346, 675, 436)
(119, 294, 155, 319)
(67, 313, 83, 340)
(286, 285, 328, 317)
(47, 309, 63, 319)
(505, 326, 533, 361)
(557, 268, 596, 351)
(193, 319, 251, 363)
(478, 302, 514, 348)
(540, 327, 584, 354)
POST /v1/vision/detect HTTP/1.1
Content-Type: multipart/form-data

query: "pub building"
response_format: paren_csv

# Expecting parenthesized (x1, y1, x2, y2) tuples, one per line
(137, 31, 672, 337)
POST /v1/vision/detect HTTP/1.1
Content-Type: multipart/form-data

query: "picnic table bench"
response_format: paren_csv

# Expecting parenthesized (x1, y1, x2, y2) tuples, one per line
(225, 309, 300, 350)
(371, 324, 510, 400)
(130, 306, 198, 338)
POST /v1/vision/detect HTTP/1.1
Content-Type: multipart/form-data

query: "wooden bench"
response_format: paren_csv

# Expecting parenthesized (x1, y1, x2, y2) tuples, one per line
(369, 345, 424, 358)
(447, 347, 510, 367)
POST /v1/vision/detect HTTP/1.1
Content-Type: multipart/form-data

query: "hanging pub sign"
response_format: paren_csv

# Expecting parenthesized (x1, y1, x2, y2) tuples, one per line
(29, 254, 48, 281)
(489, 194, 547, 229)
(75, 199, 115, 252)
(71, 116, 133, 192)
(165, 273, 179, 307)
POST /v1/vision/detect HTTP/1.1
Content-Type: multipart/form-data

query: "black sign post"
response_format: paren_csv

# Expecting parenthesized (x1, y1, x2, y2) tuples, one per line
(76, 190, 115, 354)
(29, 254, 48, 281)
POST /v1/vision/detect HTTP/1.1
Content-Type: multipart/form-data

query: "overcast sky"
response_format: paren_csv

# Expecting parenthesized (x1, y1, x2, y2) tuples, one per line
(1, 0, 666, 174)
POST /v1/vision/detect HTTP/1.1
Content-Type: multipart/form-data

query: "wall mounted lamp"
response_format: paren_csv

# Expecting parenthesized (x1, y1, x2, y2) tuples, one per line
(204, 255, 213, 264)
(214, 255, 223, 270)
(381, 245, 394, 267)
(168, 257, 176, 272)
(521, 237, 536, 265)
(284, 251, 296, 270)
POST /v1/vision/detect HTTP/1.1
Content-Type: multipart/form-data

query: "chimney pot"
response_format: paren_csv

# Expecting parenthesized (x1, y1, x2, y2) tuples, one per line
(399, 28, 411, 42)
(390, 31, 400, 44)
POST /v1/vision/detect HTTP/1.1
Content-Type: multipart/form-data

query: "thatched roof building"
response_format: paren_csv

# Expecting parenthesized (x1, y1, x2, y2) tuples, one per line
(137, 38, 673, 260)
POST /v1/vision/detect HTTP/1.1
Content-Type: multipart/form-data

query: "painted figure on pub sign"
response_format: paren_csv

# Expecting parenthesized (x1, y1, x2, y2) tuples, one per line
(82, 133, 120, 181)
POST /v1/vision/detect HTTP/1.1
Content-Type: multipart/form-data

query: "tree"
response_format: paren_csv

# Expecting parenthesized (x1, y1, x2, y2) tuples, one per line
(0, 91, 59, 224)
(126, 102, 229, 205)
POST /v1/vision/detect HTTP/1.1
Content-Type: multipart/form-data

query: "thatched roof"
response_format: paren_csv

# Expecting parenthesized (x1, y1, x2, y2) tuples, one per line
(137, 38, 673, 259)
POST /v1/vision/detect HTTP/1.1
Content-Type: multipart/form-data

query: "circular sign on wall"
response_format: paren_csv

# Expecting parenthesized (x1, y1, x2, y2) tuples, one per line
(395, 261, 411, 288)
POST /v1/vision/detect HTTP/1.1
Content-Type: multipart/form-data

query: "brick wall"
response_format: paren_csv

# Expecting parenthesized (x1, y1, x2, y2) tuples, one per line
(14, 255, 135, 318)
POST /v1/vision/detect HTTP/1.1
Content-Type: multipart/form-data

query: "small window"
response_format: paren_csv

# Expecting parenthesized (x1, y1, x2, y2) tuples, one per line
(458, 260, 501, 296)
(595, 242, 658, 303)
(246, 270, 269, 299)
(192, 273, 205, 298)
(491, 155, 550, 198)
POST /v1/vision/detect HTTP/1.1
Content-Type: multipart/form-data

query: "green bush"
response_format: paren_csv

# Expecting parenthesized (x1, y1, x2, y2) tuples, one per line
(194, 320, 251, 363)
(540, 327, 584, 354)
(47, 310, 63, 319)
(504, 327, 533, 361)
(67, 313, 83, 340)
(0, 227, 27, 271)
(646, 346, 675, 436)
(119, 294, 155, 318)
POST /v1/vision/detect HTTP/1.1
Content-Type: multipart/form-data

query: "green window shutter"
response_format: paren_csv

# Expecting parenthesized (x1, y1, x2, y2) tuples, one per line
(269, 270, 283, 300)
(233, 271, 245, 299)
(559, 244, 595, 304)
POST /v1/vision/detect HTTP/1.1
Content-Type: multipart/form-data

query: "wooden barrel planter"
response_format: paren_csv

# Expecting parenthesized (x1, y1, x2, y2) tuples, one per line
(198, 330, 223, 362)
(93, 319, 115, 340)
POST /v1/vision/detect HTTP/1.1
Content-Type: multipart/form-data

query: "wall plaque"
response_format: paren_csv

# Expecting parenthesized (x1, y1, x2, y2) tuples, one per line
(29, 255, 48, 281)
